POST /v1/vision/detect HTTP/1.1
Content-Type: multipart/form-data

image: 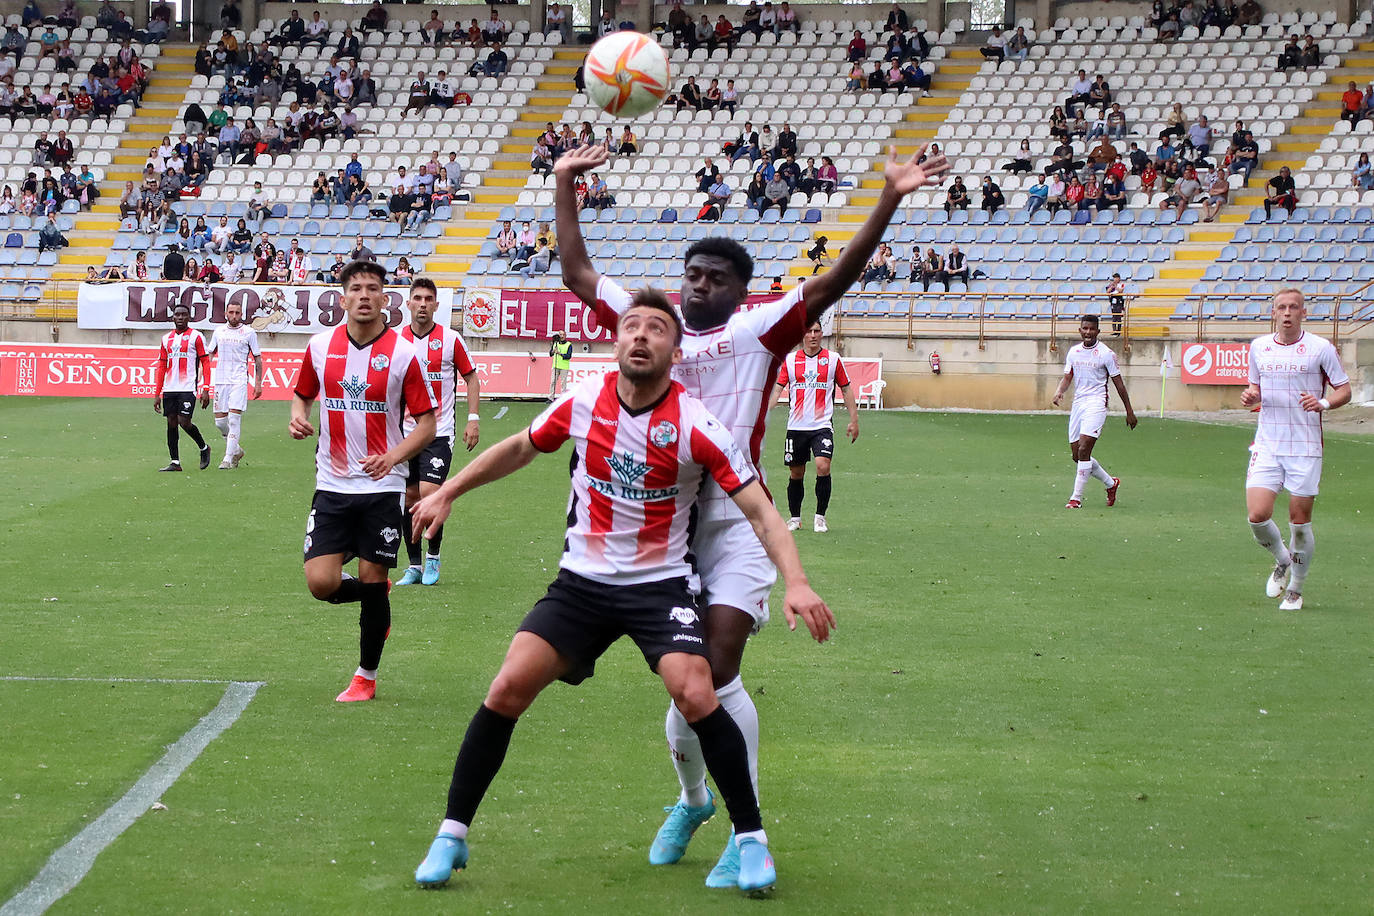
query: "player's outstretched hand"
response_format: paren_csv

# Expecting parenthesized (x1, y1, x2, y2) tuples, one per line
(553, 143, 609, 177)
(782, 584, 836, 643)
(847, 418, 859, 443)
(883, 143, 950, 197)
(360, 453, 393, 480)
(288, 416, 315, 439)
(462, 418, 480, 451)
(411, 490, 452, 540)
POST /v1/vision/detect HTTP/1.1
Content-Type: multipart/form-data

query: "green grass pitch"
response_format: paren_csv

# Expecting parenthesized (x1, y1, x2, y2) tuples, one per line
(2, 397, 1371, 914)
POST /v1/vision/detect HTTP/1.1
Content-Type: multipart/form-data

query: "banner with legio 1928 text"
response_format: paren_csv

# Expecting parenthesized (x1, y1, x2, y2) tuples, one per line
(75, 281, 453, 334)
(1180, 342, 1250, 385)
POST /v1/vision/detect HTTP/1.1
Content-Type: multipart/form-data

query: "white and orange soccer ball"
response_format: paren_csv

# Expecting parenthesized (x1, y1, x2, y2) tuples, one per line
(583, 31, 671, 119)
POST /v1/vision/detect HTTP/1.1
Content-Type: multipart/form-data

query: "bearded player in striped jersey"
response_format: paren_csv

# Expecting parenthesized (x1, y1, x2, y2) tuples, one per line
(771, 320, 860, 533)
(153, 302, 213, 472)
(554, 140, 948, 883)
(290, 261, 436, 703)
(207, 302, 263, 469)
(410, 290, 834, 896)
(397, 278, 481, 587)
(1241, 288, 1351, 611)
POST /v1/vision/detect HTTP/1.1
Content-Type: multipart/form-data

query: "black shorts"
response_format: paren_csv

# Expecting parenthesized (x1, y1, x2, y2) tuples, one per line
(303, 489, 405, 567)
(407, 436, 453, 486)
(162, 392, 196, 418)
(518, 569, 709, 685)
(783, 427, 835, 466)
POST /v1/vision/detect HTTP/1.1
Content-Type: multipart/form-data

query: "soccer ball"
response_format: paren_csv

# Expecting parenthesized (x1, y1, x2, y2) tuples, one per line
(583, 31, 671, 119)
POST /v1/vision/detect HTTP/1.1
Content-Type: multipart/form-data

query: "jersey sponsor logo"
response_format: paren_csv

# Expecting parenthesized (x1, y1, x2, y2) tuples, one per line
(325, 373, 388, 413)
(606, 450, 652, 486)
(424, 370, 445, 381)
(670, 605, 699, 626)
(649, 420, 679, 448)
(380, 526, 399, 544)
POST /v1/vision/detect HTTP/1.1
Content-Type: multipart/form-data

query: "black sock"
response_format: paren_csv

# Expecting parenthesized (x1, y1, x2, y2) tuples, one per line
(815, 474, 832, 515)
(787, 478, 804, 517)
(403, 509, 423, 566)
(166, 426, 179, 462)
(357, 581, 389, 670)
(427, 523, 443, 557)
(445, 704, 519, 824)
(185, 423, 207, 450)
(325, 577, 363, 604)
(688, 705, 762, 834)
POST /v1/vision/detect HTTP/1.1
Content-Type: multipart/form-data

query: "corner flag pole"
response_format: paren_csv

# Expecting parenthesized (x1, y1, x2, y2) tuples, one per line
(1159, 349, 1173, 419)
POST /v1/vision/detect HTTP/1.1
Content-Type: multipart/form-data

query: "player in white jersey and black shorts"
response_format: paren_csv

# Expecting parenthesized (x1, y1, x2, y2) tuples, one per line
(397, 278, 481, 587)
(1241, 288, 1351, 611)
(207, 301, 263, 469)
(772, 319, 860, 533)
(409, 290, 834, 896)
(1052, 314, 1137, 509)
(153, 302, 213, 471)
(553, 140, 949, 883)
(290, 261, 437, 702)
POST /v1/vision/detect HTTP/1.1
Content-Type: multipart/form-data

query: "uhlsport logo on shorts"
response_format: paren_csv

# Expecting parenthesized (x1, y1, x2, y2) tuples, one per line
(650, 420, 678, 448)
(370, 354, 390, 372)
(669, 605, 698, 626)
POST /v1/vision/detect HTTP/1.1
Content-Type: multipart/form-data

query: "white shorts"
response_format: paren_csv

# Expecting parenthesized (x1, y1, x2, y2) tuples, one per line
(214, 380, 248, 413)
(1246, 447, 1322, 498)
(692, 517, 775, 629)
(1068, 403, 1108, 442)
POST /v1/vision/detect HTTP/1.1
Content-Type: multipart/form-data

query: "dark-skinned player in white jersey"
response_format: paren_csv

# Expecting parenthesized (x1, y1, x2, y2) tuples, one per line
(552, 140, 949, 885)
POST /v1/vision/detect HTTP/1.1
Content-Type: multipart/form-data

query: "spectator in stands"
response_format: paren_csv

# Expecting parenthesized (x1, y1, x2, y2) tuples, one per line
(886, 2, 910, 32)
(847, 30, 867, 62)
(689, 15, 712, 53)
(1064, 174, 1085, 211)
(519, 240, 552, 280)
(1045, 139, 1082, 175)
(271, 10, 307, 48)
(1065, 70, 1092, 117)
(1236, 0, 1261, 25)
(1125, 141, 1149, 175)
(740, 0, 762, 35)
(19, 185, 38, 218)
(1160, 102, 1187, 141)
(1184, 115, 1214, 161)
(760, 172, 790, 215)
(861, 244, 894, 286)
(346, 173, 371, 205)
(944, 177, 969, 213)
(727, 122, 760, 162)
(1003, 139, 1034, 173)
(1024, 174, 1050, 214)
(38, 214, 68, 253)
(217, 117, 240, 163)
(777, 2, 801, 35)
(980, 27, 1006, 61)
(696, 158, 721, 193)
(816, 156, 839, 196)
(979, 176, 1005, 214)
(477, 43, 508, 79)
(1048, 105, 1069, 142)
(267, 252, 290, 283)
(117, 181, 139, 219)
(1229, 130, 1258, 183)
(666, 0, 692, 44)
(912, 246, 943, 290)
(701, 174, 732, 220)
(1099, 172, 1127, 212)
(1300, 35, 1321, 70)
(1160, 166, 1201, 218)
(21, 0, 41, 28)
(3, 26, 26, 60)
(33, 132, 53, 166)
(884, 28, 908, 63)
(1068, 111, 1089, 141)
(250, 250, 270, 282)
(711, 13, 735, 52)
(901, 60, 931, 92)
(312, 171, 332, 203)
(360, 1, 387, 34)
(1341, 81, 1364, 126)
(1263, 166, 1297, 219)
(773, 123, 798, 160)
(336, 27, 361, 60)
(404, 70, 431, 115)
(1154, 134, 1177, 166)
(1087, 136, 1118, 172)
(1352, 152, 1374, 191)
(531, 137, 555, 176)
(1079, 174, 1101, 213)
(1362, 83, 1374, 120)
(946, 246, 972, 286)
(189, 216, 212, 250)
(545, 3, 571, 44)
(585, 172, 614, 211)
(128, 249, 149, 279)
(1007, 26, 1031, 62)
(675, 75, 702, 112)
(514, 221, 537, 260)
(344, 235, 372, 263)
(172, 217, 193, 248)
(494, 220, 518, 258)
(482, 9, 508, 45)
(1201, 167, 1230, 220)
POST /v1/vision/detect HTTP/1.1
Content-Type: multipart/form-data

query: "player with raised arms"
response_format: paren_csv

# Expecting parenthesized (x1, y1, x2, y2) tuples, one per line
(289, 261, 436, 702)
(1051, 315, 1137, 509)
(771, 319, 860, 533)
(153, 302, 213, 472)
(1241, 288, 1350, 611)
(396, 278, 481, 587)
(552, 140, 948, 883)
(207, 301, 263, 469)
(409, 289, 835, 896)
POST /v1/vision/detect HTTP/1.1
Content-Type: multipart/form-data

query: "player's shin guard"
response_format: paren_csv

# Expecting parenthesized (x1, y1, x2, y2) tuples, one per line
(1250, 519, 1292, 566)
(226, 412, 242, 456)
(1089, 458, 1113, 486)
(814, 475, 832, 516)
(166, 426, 180, 462)
(357, 581, 390, 670)
(214, 415, 230, 437)
(666, 703, 709, 806)
(1287, 523, 1314, 592)
(1073, 460, 1092, 501)
(786, 479, 804, 518)
(427, 523, 443, 558)
(715, 676, 759, 796)
(688, 705, 763, 835)
(445, 704, 518, 825)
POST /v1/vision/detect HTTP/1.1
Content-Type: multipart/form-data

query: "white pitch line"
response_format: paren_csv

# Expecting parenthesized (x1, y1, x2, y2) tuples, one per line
(493, 405, 509, 420)
(0, 679, 265, 916)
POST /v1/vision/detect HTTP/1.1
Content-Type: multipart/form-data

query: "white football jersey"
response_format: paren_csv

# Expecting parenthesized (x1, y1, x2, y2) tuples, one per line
(1063, 341, 1121, 409)
(1248, 331, 1348, 457)
(207, 324, 261, 385)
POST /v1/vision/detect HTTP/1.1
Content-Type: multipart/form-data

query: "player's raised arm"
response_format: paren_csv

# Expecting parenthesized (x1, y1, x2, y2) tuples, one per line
(411, 430, 541, 538)
(801, 144, 950, 323)
(554, 144, 610, 308)
(1111, 373, 1138, 429)
(729, 479, 835, 642)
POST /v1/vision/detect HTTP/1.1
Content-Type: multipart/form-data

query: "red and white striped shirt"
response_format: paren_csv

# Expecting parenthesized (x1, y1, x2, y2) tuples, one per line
(777, 347, 850, 432)
(401, 323, 476, 439)
(529, 372, 755, 586)
(293, 326, 435, 494)
(593, 277, 808, 523)
(155, 328, 208, 395)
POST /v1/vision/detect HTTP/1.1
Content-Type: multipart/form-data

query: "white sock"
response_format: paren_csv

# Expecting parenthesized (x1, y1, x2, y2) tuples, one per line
(426, 552, 441, 560)
(715, 676, 760, 799)
(736, 828, 769, 847)
(1287, 523, 1314, 593)
(438, 818, 468, 840)
(1250, 519, 1291, 566)
(1090, 458, 1113, 485)
(665, 703, 710, 807)
(226, 412, 242, 456)
(355, 667, 377, 680)
(214, 415, 229, 437)
(1072, 460, 1091, 500)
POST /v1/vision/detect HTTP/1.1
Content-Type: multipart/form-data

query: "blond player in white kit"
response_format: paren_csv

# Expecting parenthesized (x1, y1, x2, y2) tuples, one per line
(1241, 288, 1351, 611)
(554, 140, 949, 885)
(1052, 314, 1137, 508)
(207, 302, 264, 469)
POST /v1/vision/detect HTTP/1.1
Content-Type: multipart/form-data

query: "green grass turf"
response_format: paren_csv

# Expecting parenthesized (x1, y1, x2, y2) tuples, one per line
(1, 397, 1372, 914)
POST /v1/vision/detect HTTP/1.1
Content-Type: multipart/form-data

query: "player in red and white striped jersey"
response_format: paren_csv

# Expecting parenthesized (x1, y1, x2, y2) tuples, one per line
(152, 302, 213, 472)
(554, 141, 948, 879)
(771, 320, 859, 533)
(396, 278, 481, 587)
(409, 291, 833, 895)
(1241, 288, 1351, 611)
(290, 261, 437, 703)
